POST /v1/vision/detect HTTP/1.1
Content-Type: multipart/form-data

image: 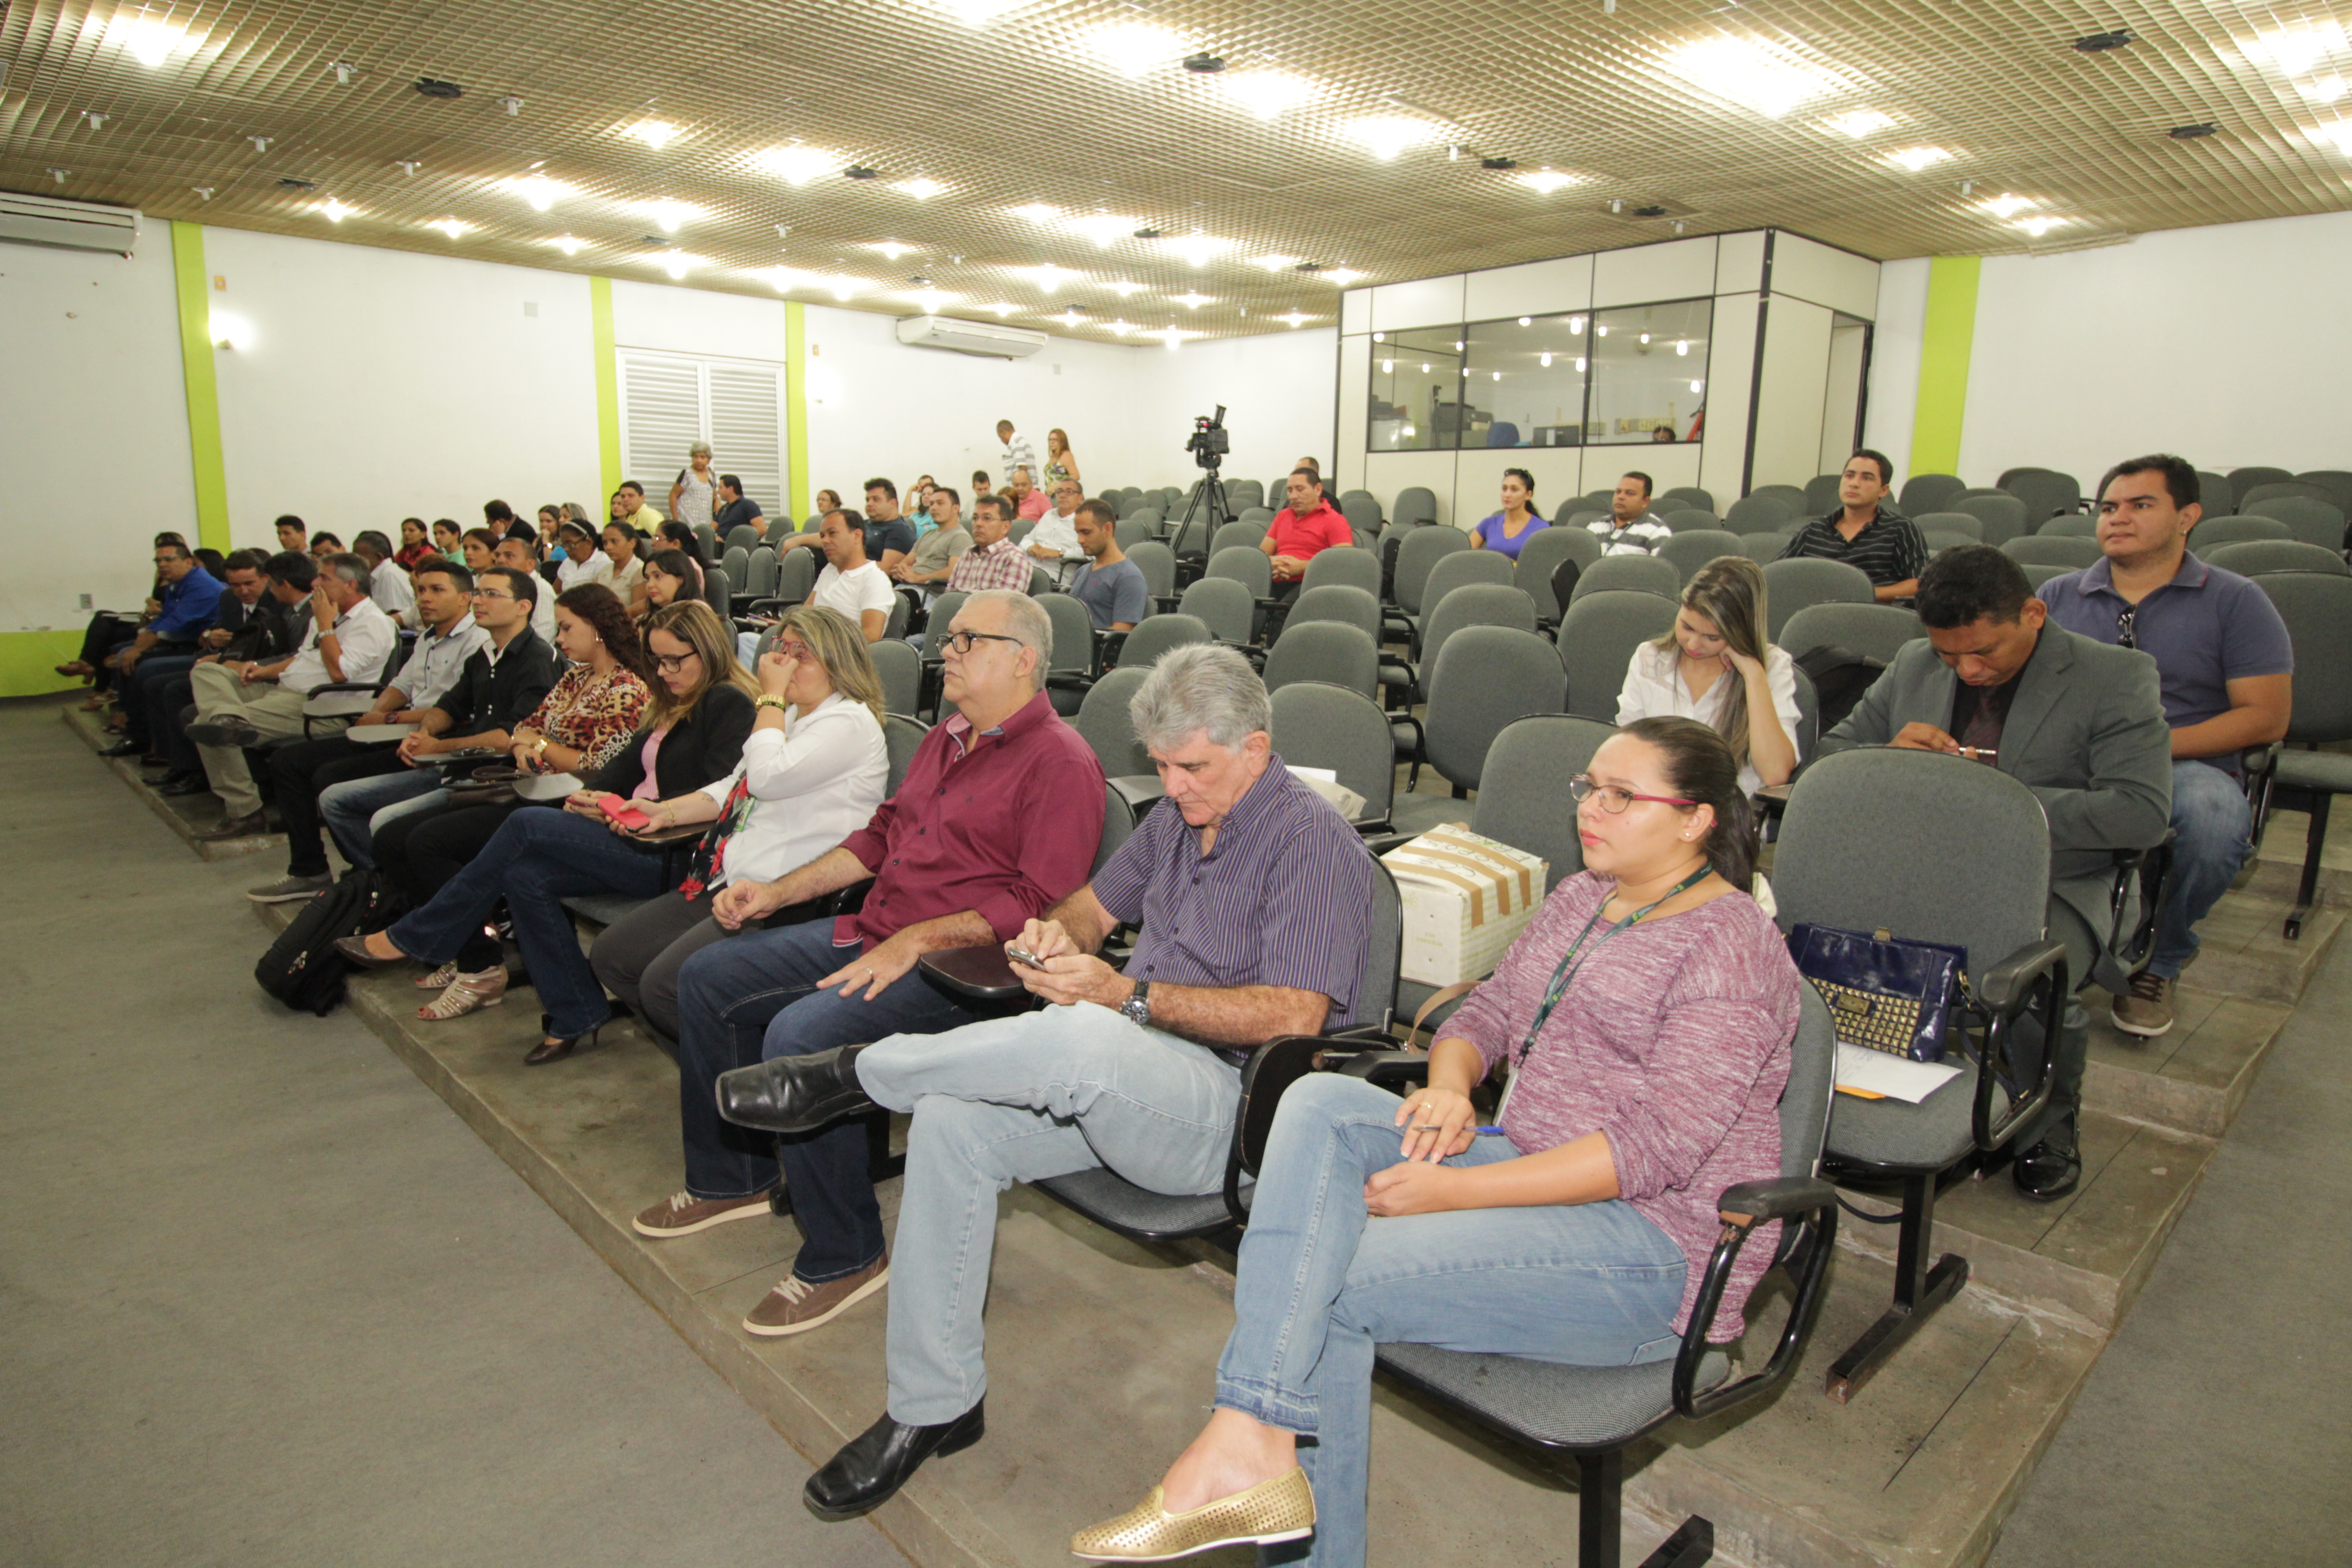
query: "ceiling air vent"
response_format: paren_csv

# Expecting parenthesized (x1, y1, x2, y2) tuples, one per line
(414, 77, 465, 98)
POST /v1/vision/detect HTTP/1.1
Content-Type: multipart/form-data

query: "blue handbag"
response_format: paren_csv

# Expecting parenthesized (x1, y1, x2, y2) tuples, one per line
(1786, 923, 1970, 1064)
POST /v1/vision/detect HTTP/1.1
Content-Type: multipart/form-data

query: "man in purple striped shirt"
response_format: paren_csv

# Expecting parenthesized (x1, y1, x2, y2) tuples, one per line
(715, 644, 1375, 1519)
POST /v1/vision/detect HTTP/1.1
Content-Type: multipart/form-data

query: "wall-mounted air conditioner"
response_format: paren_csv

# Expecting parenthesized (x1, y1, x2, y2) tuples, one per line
(0, 192, 142, 256)
(894, 314, 1046, 359)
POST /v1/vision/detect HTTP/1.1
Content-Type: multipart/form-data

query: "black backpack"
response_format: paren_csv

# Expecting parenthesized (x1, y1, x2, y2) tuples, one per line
(1792, 643, 1888, 736)
(254, 872, 404, 1017)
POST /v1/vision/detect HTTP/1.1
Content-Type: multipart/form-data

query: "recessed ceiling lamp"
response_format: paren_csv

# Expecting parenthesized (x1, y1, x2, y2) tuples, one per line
(1170, 291, 1213, 309)
(754, 144, 842, 184)
(1345, 115, 1448, 160)
(1166, 233, 1232, 266)
(1568, 315, 1586, 333)
(1147, 327, 1198, 350)
(1221, 71, 1321, 120)
(896, 176, 947, 199)
(1576, 357, 1588, 372)
(2013, 216, 2067, 237)
(824, 275, 864, 301)
(547, 236, 590, 256)
(2252, 22, 2347, 76)
(1517, 168, 1581, 194)
(1274, 310, 1314, 328)
(1251, 254, 1303, 272)
(1595, 324, 1609, 337)
(651, 252, 703, 279)
(2309, 120, 2352, 154)
(625, 119, 681, 150)
(316, 198, 355, 222)
(1009, 202, 1060, 224)
(2300, 76, 2348, 103)
(1019, 263, 1080, 292)
(1085, 21, 1193, 78)
(1824, 109, 1894, 137)
(1322, 268, 1367, 286)
(942, 0, 1027, 22)
(1978, 191, 2036, 218)
(1104, 279, 1146, 297)
(1051, 306, 1091, 328)
(1660, 34, 1842, 118)
(112, 15, 196, 67)
(871, 240, 914, 260)
(1104, 319, 1137, 336)
(426, 218, 470, 240)
(504, 176, 574, 211)
(630, 198, 704, 233)
(1689, 378, 1705, 393)
(1063, 212, 1137, 247)
(906, 286, 957, 311)
(1885, 146, 1952, 171)
(1676, 338, 1690, 354)
(978, 300, 1019, 317)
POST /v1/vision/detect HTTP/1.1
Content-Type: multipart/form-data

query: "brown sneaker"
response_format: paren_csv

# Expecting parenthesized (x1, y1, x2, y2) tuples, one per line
(743, 1255, 888, 1338)
(2111, 972, 2176, 1039)
(631, 1188, 776, 1238)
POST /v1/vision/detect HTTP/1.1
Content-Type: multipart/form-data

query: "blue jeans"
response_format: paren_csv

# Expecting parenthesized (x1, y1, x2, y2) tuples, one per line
(672, 921, 977, 1282)
(858, 1003, 1241, 1425)
(320, 770, 447, 869)
(385, 807, 671, 1035)
(2152, 760, 2254, 980)
(121, 654, 198, 748)
(1215, 1074, 1686, 1568)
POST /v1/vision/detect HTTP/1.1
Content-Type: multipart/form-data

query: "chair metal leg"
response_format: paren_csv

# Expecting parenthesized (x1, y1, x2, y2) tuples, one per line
(1637, 1517, 1715, 1568)
(2287, 794, 2329, 941)
(865, 1110, 904, 1182)
(1825, 1171, 1968, 1403)
(1577, 1449, 1623, 1568)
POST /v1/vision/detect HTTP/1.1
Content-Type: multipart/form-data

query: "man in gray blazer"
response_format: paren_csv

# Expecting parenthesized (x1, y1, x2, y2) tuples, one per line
(1820, 545, 2172, 1201)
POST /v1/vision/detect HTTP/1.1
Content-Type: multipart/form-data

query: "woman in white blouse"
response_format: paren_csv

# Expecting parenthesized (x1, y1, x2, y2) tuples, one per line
(554, 520, 612, 593)
(589, 603, 891, 1041)
(1615, 556, 1800, 796)
(603, 521, 649, 610)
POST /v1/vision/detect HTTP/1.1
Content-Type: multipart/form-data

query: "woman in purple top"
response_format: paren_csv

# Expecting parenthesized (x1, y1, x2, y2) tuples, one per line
(1470, 466, 1548, 559)
(1073, 717, 1798, 1566)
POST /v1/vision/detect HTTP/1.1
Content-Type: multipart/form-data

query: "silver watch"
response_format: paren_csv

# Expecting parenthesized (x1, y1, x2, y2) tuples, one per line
(1118, 980, 1152, 1027)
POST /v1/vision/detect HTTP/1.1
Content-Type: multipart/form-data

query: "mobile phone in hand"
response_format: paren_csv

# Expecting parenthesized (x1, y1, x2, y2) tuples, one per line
(1007, 945, 1046, 969)
(599, 797, 653, 830)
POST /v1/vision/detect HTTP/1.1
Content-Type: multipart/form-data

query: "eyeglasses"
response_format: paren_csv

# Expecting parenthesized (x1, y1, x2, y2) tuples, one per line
(769, 639, 814, 661)
(940, 629, 1024, 656)
(2115, 605, 2138, 650)
(655, 651, 702, 673)
(468, 588, 517, 601)
(1568, 774, 1698, 813)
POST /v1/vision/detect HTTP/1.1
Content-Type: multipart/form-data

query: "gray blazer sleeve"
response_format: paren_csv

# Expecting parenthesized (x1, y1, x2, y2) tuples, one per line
(1816, 651, 1915, 755)
(2030, 647, 2173, 866)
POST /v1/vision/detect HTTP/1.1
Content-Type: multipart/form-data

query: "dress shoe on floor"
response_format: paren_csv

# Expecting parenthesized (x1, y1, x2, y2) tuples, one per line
(195, 811, 269, 840)
(524, 1014, 598, 1066)
(716, 1044, 875, 1134)
(804, 1399, 984, 1519)
(246, 873, 333, 903)
(331, 934, 410, 969)
(160, 774, 210, 797)
(1071, 1469, 1318, 1562)
(99, 739, 143, 758)
(185, 713, 263, 748)
(2013, 1122, 2082, 1203)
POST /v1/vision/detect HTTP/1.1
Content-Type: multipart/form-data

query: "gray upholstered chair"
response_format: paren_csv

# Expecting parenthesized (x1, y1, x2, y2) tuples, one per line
(1898, 473, 1966, 515)
(1997, 466, 2083, 521)
(867, 638, 920, 717)
(1516, 526, 1600, 622)
(1657, 529, 1747, 583)
(1300, 544, 1381, 598)
(1910, 510, 1984, 539)
(1284, 583, 1383, 644)
(1759, 557, 1873, 638)
(1392, 485, 1440, 528)
(1391, 624, 1564, 815)
(1070, 666, 1152, 783)
(1725, 494, 1797, 530)
(2202, 539, 2351, 578)
(1570, 553, 1679, 604)
(1778, 602, 1925, 666)
(1804, 472, 1844, 513)
(2000, 535, 2102, 570)
(1662, 484, 1716, 513)
(1262, 620, 1379, 701)
(2243, 494, 2345, 549)
(1556, 588, 1676, 720)
(1176, 576, 1255, 645)
(2038, 514, 2100, 538)
(1953, 492, 2031, 546)
(2188, 516, 2291, 549)
(2246, 572, 2352, 938)
(1269, 680, 1396, 831)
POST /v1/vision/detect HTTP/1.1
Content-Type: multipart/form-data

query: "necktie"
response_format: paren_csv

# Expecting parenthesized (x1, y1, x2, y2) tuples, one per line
(1960, 686, 2005, 754)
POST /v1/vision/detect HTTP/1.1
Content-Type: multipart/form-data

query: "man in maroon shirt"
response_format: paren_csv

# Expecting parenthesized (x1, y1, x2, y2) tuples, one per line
(1260, 468, 1355, 598)
(632, 588, 1107, 1339)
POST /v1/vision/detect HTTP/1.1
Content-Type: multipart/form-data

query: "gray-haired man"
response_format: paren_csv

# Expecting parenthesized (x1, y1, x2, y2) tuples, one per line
(713, 643, 1377, 1521)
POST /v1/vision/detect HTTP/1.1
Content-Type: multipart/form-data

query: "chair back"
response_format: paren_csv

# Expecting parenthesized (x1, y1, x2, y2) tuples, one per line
(1910, 511, 1983, 539)
(1662, 485, 1715, 513)
(1125, 507, 1161, 536)
(2196, 470, 2235, 515)
(2202, 539, 2352, 578)
(1736, 531, 1787, 563)
(1211, 519, 1267, 555)
(1557, 589, 1676, 720)
(1226, 478, 1265, 511)
(869, 638, 921, 716)
(1759, 558, 1873, 638)
(1996, 467, 2082, 520)
(1952, 492, 2030, 546)
(1486, 421, 1522, 447)
(726, 524, 761, 555)
(2241, 480, 2332, 513)
(2294, 469, 2352, 514)
(1420, 584, 1539, 680)
(1923, 529, 1976, 555)
(1178, 577, 1255, 643)
(1206, 545, 1273, 597)
(1124, 541, 1177, 600)
(2244, 494, 2345, 548)
(883, 592, 913, 641)
(1779, 602, 1924, 665)
(1658, 530, 1747, 582)
(1789, 663, 1821, 763)
(2190, 516, 2290, 549)
(2018, 561, 2071, 591)
(775, 547, 818, 605)
(1897, 473, 1965, 516)
(694, 523, 720, 558)
(922, 589, 970, 643)
(1113, 613, 1210, 669)
(1035, 592, 1094, 676)
(1571, 552, 1679, 603)
(1009, 519, 1038, 545)
(1781, 986, 1839, 1183)
(1262, 621, 1378, 700)
(1393, 527, 1470, 614)
(1394, 486, 1441, 528)
(1359, 860, 1404, 1034)
(1239, 506, 1276, 528)
(1416, 549, 1515, 622)
(1340, 494, 1384, 538)
(1270, 681, 1395, 825)
(1514, 527, 1598, 617)
(1093, 785, 1137, 877)
(1301, 545, 1381, 597)
(1752, 484, 1808, 514)
(1803, 474, 1844, 514)
(745, 546, 780, 599)
(1662, 509, 1723, 533)
(720, 545, 750, 593)
(1726, 494, 1797, 529)
(1470, 714, 1614, 889)
(2252, 573, 2352, 743)
(1073, 666, 1153, 778)
(2228, 465, 2295, 503)
(763, 516, 794, 547)
(1114, 517, 1158, 552)
(2038, 514, 2099, 538)
(1421, 627, 1565, 793)
(882, 714, 931, 795)
(1286, 584, 1382, 642)
(2000, 535, 2102, 569)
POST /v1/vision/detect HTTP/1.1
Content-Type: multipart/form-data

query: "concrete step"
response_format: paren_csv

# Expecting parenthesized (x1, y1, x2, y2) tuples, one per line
(61, 702, 279, 861)
(2080, 984, 2294, 1139)
(2169, 882, 2344, 1005)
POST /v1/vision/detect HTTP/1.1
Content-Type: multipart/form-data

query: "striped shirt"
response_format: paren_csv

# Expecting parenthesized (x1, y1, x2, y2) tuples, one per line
(946, 534, 1036, 593)
(1779, 505, 1927, 588)
(1588, 513, 1672, 556)
(1091, 758, 1375, 1031)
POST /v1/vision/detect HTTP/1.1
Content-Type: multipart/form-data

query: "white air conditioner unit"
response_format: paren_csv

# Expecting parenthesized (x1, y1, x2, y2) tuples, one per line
(894, 314, 1046, 359)
(0, 192, 142, 257)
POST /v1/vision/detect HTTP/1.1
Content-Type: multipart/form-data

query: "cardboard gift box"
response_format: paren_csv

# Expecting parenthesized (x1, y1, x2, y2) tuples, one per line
(1380, 825, 1550, 986)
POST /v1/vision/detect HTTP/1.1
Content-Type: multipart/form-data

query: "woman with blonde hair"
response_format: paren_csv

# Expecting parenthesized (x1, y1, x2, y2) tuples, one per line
(671, 441, 718, 530)
(339, 601, 761, 1063)
(1044, 427, 1080, 491)
(1613, 555, 1801, 795)
(589, 604, 892, 1043)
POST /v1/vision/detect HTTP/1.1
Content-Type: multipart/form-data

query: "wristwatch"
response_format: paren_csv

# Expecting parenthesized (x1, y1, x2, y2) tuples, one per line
(1118, 979, 1152, 1028)
(756, 695, 791, 714)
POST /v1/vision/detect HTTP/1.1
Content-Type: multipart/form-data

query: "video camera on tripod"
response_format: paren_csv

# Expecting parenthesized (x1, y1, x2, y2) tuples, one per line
(1185, 406, 1230, 471)
(1171, 406, 1233, 570)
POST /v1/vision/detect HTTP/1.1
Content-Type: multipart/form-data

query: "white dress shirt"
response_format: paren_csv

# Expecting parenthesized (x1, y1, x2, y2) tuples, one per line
(526, 583, 559, 645)
(557, 551, 612, 593)
(1614, 640, 1803, 797)
(606, 555, 645, 603)
(697, 694, 890, 886)
(281, 595, 397, 694)
(1024, 509, 1087, 585)
(812, 561, 897, 628)
(368, 558, 416, 625)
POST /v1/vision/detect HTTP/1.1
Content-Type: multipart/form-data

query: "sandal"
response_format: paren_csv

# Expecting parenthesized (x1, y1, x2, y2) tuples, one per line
(413, 960, 461, 990)
(417, 966, 508, 1021)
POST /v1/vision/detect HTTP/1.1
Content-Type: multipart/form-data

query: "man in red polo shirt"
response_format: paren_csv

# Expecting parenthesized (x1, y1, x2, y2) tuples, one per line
(1260, 468, 1355, 597)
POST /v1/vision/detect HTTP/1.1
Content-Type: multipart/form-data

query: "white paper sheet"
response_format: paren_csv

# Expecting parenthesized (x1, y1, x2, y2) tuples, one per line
(1833, 1042, 1963, 1103)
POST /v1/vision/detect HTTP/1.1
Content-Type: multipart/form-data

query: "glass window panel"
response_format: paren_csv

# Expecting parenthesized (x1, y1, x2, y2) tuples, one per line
(1587, 299, 1712, 446)
(1367, 328, 1465, 451)
(1461, 313, 1592, 449)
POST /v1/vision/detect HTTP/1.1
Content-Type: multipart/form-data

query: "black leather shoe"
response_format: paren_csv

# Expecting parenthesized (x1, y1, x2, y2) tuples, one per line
(2013, 1122, 2081, 1203)
(716, 1044, 874, 1134)
(805, 1401, 984, 1518)
(99, 739, 143, 757)
(161, 774, 209, 796)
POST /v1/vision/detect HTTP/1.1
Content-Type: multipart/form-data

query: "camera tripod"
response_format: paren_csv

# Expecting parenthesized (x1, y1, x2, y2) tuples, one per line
(1170, 467, 1232, 569)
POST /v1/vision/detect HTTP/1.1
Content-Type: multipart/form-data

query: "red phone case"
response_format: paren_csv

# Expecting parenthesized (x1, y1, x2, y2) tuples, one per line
(599, 796, 652, 829)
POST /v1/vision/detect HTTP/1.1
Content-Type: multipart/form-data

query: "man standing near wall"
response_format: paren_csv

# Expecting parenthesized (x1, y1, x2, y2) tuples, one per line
(996, 420, 1037, 490)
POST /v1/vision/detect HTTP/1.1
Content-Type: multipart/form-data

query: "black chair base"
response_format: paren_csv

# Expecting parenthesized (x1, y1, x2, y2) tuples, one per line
(1574, 1449, 1717, 1568)
(2286, 792, 2329, 940)
(1826, 1252, 1968, 1403)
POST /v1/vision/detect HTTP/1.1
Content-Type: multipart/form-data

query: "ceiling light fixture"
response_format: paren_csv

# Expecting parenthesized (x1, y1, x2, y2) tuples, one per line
(1345, 114, 1447, 160)
(1166, 232, 1232, 266)
(1020, 263, 1079, 292)
(979, 301, 1018, 317)
(630, 198, 703, 233)
(330, 61, 355, 85)
(1221, 71, 1320, 120)
(1576, 357, 1588, 372)
(2252, 22, 2347, 76)
(1569, 315, 1586, 333)
(500, 96, 523, 116)
(505, 176, 573, 211)
(2309, 120, 2352, 154)
(895, 176, 947, 199)
(1052, 307, 1089, 328)
(1148, 327, 1196, 350)
(1105, 318, 1137, 336)
(1298, 266, 1365, 286)
(2300, 76, 2349, 103)
(1824, 109, 1894, 137)
(626, 119, 681, 149)
(1660, 34, 1842, 118)
(1690, 379, 1705, 393)
(1170, 291, 1213, 309)
(1084, 21, 1192, 78)
(1978, 191, 2036, 218)
(1064, 211, 1136, 247)
(1274, 311, 1313, 328)
(2014, 216, 2067, 237)
(1885, 146, 1952, 171)
(1009, 202, 1059, 224)
(426, 218, 470, 240)
(652, 252, 702, 280)
(826, 276, 863, 301)
(1251, 254, 1303, 272)
(317, 198, 354, 222)
(754, 144, 842, 184)
(1516, 168, 1581, 194)
(1103, 279, 1146, 297)
(871, 240, 913, 260)
(548, 236, 589, 256)
(1676, 338, 1689, 355)
(113, 16, 195, 67)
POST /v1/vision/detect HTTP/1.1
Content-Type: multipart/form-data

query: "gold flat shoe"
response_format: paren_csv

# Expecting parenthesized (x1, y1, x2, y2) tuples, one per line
(1070, 1469, 1314, 1562)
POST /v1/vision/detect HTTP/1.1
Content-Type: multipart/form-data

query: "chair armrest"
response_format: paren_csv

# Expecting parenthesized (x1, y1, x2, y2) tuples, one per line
(917, 944, 1031, 1001)
(1227, 1035, 1423, 1217)
(1673, 1176, 1839, 1420)
(631, 819, 712, 846)
(1360, 831, 1414, 857)
(1336, 1049, 1431, 1088)
(1110, 775, 1167, 814)
(1095, 629, 1128, 671)
(2106, 831, 2176, 969)
(1971, 937, 2069, 1152)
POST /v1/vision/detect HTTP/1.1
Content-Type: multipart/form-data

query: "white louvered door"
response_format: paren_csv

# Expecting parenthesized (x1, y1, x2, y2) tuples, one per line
(616, 350, 788, 517)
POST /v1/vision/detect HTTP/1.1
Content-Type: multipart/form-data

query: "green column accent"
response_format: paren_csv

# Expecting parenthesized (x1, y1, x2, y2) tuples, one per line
(784, 300, 809, 522)
(1910, 255, 1981, 478)
(170, 220, 231, 553)
(590, 276, 622, 498)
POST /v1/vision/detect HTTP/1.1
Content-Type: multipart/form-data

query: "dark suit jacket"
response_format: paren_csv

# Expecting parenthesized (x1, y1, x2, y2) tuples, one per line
(1820, 623, 2172, 970)
(585, 683, 756, 799)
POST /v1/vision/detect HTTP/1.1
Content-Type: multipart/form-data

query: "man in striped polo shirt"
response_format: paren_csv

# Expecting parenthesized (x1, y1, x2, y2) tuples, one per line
(1779, 449, 1930, 602)
(715, 643, 1377, 1519)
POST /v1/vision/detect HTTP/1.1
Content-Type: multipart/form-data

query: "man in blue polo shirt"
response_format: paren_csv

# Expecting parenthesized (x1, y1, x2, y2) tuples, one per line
(2041, 454, 2293, 1037)
(109, 540, 222, 691)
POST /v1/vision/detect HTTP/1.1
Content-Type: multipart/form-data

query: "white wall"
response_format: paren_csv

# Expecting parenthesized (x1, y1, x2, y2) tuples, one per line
(1860, 259, 1930, 485)
(0, 238, 198, 631)
(1132, 326, 1340, 490)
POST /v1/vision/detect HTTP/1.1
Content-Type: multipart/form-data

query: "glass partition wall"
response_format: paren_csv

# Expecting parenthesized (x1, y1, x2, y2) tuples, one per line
(1367, 299, 1712, 451)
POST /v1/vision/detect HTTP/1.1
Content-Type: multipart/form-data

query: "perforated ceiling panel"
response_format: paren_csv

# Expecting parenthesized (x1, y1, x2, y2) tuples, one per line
(5, 0, 2350, 343)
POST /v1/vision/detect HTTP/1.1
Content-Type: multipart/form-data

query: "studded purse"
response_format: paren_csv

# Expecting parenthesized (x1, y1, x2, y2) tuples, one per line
(1786, 923, 1970, 1064)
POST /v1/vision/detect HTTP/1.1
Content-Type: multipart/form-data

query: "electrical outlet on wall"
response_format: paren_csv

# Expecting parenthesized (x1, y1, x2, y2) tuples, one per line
(79, 593, 93, 609)
(524, 301, 539, 317)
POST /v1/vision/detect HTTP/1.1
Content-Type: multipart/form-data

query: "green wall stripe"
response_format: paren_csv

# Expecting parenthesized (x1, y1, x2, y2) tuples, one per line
(590, 276, 622, 499)
(0, 629, 85, 700)
(170, 220, 232, 554)
(784, 300, 809, 523)
(1910, 255, 1981, 478)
